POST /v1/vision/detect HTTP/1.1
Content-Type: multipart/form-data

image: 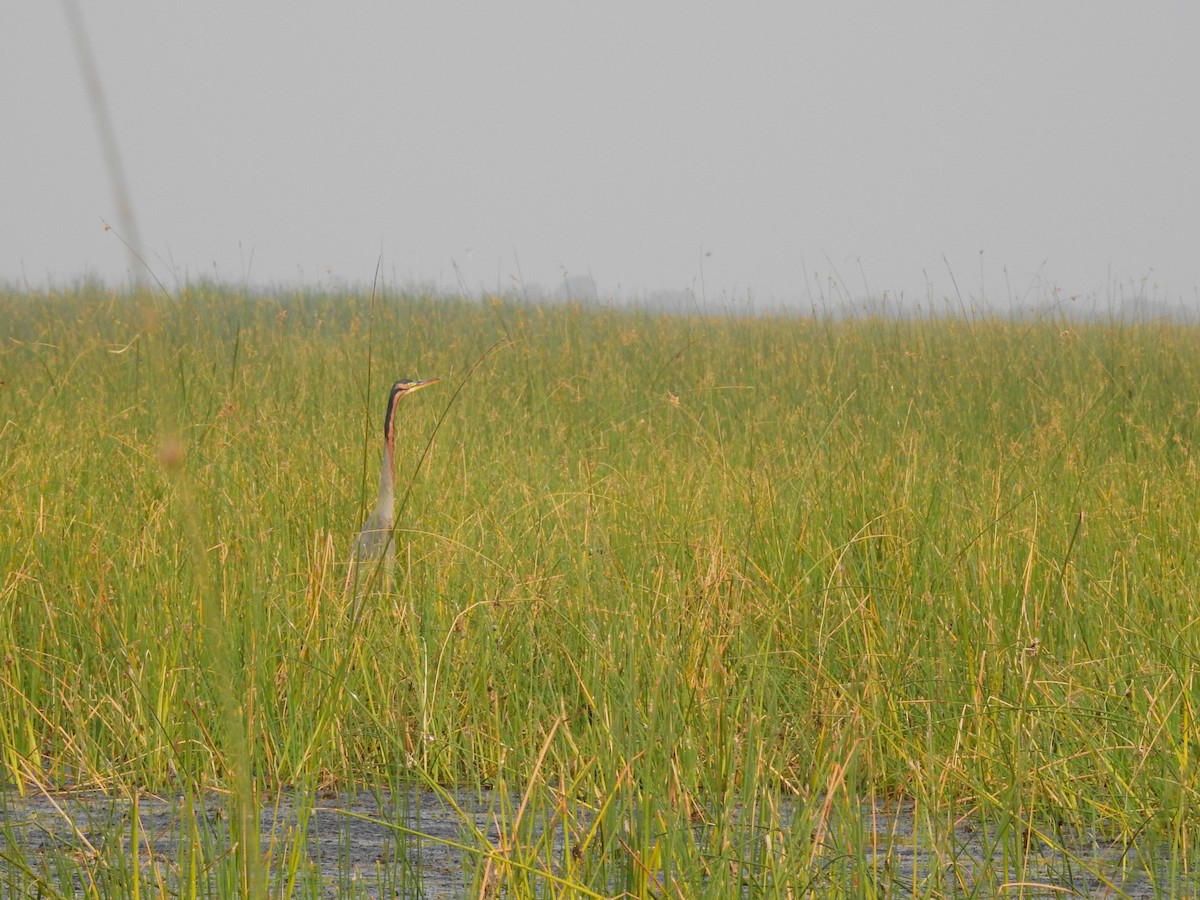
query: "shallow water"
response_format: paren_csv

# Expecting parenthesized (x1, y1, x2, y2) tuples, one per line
(1, 788, 483, 898)
(1, 788, 1193, 897)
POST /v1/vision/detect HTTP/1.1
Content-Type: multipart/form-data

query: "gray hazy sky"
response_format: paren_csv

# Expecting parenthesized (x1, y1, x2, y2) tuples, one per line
(6, 3, 1199, 308)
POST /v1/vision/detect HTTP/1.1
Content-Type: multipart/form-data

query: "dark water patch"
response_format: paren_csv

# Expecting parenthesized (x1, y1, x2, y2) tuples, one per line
(0, 788, 492, 898)
(1, 790, 1193, 897)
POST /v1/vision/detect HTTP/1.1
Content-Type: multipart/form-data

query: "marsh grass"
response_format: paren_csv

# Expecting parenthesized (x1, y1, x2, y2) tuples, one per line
(2, 284, 1200, 895)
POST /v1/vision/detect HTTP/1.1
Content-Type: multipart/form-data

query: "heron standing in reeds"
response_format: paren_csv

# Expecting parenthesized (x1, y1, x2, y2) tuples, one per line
(347, 378, 439, 596)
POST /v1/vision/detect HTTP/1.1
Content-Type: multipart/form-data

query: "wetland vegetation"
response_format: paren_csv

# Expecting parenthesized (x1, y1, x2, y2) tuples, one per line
(2, 284, 1200, 896)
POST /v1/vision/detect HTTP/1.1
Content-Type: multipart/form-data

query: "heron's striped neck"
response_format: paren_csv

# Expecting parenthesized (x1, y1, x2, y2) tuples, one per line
(376, 387, 402, 513)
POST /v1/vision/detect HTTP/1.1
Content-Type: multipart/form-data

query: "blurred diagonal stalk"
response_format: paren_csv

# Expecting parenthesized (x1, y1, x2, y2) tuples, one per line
(61, 0, 146, 285)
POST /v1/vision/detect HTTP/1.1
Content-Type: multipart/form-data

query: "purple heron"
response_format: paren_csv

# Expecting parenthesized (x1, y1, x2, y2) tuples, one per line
(347, 378, 439, 594)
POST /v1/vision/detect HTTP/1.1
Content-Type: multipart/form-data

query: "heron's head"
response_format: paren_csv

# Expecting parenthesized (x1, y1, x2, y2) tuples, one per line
(384, 378, 440, 441)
